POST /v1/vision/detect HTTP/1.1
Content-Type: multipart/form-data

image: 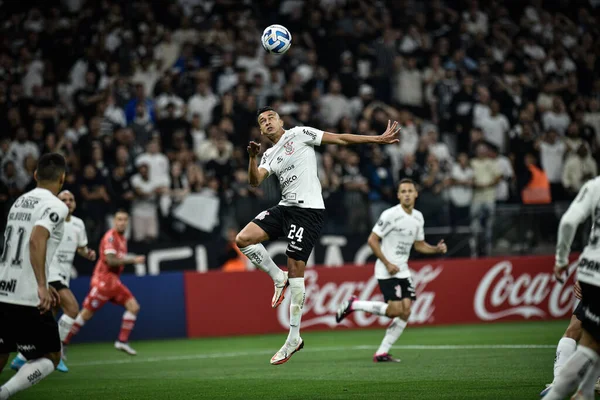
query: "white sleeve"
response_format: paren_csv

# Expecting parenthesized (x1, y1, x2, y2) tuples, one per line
(259, 152, 273, 176)
(556, 181, 595, 266)
(35, 202, 68, 234)
(297, 126, 324, 146)
(416, 219, 425, 241)
(78, 221, 88, 248)
(372, 210, 393, 238)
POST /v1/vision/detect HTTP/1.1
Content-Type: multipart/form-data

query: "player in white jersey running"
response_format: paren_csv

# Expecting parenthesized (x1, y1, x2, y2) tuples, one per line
(236, 106, 400, 365)
(335, 179, 447, 362)
(10, 190, 96, 373)
(0, 153, 69, 399)
(545, 177, 600, 400)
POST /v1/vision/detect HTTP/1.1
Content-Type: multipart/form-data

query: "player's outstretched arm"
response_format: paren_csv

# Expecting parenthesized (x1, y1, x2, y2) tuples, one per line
(414, 240, 447, 255)
(247, 141, 269, 187)
(105, 253, 145, 267)
(321, 120, 400, 146)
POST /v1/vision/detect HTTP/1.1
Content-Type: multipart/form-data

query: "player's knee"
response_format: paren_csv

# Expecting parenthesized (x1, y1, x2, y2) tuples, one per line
(385, 303, 402, 318)
(64, 303, 79, 318)
(400, 307, 412, 321)
(235, 231, 255, 249)
(128, 301, 141, 315)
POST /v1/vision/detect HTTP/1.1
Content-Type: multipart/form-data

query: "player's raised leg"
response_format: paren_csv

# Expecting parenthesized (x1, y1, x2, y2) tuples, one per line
(114, 295, 140, 355)
(236, 220, 287, 308)
(270, 257, 305, 365)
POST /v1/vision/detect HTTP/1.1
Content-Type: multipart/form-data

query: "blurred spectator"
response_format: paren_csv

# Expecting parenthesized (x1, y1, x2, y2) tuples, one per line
(320, 79, 351, 127)
(479, 100, 510, 154)
(137, 139, 171, 187)
(542, 97, 571, 135)
(187, 80, 218, 129)
(125, 83, 156, 125)
(448, 153, 474, 227)
(418, 154, 447, 226)
(155, 78, 185, 119)
(130, 161, 162, 242)
(490, 145, 514, 204)
(365, 148, 395, 226)
(78, 164, 111, 242)
(394, 56, 424, 117)
(470, 144, 501, 257)
(319, 152, 343, 232)
(539, 130, 566, 201)
(398, 153, 422, 186)
(341, 151, 369, 234)
(8, 127, 39, 170)
(562, 144, 598, 198)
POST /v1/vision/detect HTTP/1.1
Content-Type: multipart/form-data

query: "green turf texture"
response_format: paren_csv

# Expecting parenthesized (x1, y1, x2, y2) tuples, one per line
(2, 320, 598, 399)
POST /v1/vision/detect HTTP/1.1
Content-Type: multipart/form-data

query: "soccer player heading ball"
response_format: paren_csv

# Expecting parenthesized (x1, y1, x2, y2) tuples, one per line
(236, 106, 400, 365)
(335, 179, 447, 362)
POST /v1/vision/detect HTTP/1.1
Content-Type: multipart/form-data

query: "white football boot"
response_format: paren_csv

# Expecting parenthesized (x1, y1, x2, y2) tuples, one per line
(114, 341, 137, 355)
(270, 338, 304, 365)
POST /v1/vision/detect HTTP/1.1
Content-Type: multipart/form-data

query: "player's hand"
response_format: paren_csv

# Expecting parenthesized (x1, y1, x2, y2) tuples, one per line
(385, 262, 400, 275)
(37, 286, 54, 313)
(574, 281, 582, 300)
(436, 240, 447, 254)
(134, 255, 146, 264)
(554, 263, 569, 284)
(49, 285, 60, 307)
(247, 141, 261, 157)
(86, 249, 97, 261)
(378, 120, 401, 144)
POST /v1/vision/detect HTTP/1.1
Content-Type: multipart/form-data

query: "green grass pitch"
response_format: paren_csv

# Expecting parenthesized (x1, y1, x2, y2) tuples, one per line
(2, 320, 599, 399)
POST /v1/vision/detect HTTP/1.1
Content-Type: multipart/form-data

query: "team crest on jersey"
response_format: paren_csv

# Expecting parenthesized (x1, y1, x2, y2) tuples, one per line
(283, 140, 294, 155)
(255, 210, 270, 220)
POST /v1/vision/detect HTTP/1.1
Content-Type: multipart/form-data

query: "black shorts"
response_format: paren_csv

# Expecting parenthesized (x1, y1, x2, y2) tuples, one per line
(252, 205, 324, 263)
(573, 301, 585, 321)
(49, 281, 69, 292)
(378, 278, 417, 302)
(0, 302, 61, 359)
(579, 282, 600, 342)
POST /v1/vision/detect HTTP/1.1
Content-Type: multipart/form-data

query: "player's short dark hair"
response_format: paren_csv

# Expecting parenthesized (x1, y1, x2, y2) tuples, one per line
(256, 106, 276, 119)
(398, 178, 417, 190)
(115, 209, 129, 217)
(36, 153, 66, 182)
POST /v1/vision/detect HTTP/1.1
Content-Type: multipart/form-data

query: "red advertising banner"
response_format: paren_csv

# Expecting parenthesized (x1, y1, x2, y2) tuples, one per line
(184, 255, 579, 338)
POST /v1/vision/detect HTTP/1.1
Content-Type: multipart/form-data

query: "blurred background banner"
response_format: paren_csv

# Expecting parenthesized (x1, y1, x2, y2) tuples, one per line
(184, 254, 577, 338)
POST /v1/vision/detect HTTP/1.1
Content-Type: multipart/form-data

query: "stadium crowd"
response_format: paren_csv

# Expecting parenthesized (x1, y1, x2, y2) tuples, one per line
(1, 0, 600, 257)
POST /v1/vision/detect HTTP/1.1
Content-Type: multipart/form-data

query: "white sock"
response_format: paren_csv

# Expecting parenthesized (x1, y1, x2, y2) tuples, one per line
(352, 300, 388, 316)
(376, 317, 407, 355)
(15, 353, 26, 362)
(545, 345, 599, 400)
(554, 337, 577, 381)
(239, 244, 284, 284)
(58, 314, 76, 342)
(75, 314, 86, 327)
(577, 358, 600, 398)
(0, 357, 54, 398)
(286, 278, 305, 345)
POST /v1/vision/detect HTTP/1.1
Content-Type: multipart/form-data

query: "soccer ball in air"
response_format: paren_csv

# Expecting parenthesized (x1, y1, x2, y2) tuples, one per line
(261, 24, 292, 54)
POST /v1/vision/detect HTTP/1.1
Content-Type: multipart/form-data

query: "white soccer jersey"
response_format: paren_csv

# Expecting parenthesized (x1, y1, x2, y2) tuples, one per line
(259, 126, 325, 209)
(0, 188, 68, 307)
(48, 216, 87, 287)
(371, 205, 425, 279)
(556, 176, 600, 287)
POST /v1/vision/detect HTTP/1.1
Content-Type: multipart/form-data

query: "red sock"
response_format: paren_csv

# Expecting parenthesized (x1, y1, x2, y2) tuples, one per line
(118, 311, 137, 343)
(63, 315, 85, 345)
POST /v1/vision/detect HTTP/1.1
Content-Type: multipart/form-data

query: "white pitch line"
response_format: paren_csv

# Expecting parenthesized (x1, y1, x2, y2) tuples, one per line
(68, 344, 554, 367)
